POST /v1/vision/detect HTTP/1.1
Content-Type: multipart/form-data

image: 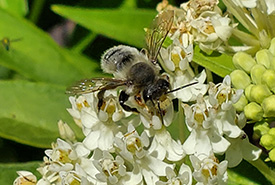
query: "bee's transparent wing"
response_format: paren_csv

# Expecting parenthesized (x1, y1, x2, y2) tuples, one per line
(146, 10, 174, 64)
(66, 77, 128, 95)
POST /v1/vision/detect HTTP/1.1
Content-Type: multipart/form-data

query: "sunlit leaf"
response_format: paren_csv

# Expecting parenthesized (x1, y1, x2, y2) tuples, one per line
(0, 161, 41, 185)
(193, 46, 235, 77)
(0, 8, 101, 86)
(0, 80, 82, 148)
(51, 5, 156, 48)
(0, 0, 28, 17)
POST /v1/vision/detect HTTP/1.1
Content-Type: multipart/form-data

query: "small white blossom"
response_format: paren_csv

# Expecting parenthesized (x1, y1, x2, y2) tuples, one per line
(225, 132, 262, 167)
(156, 164, 192, 185)
(148, 126, 185, 161)
(114, 124, 174, 184)
(182, 94, 231, 157)
(190, 154, 228, 185)
(14, 171, 37, 185)
(91, 150, 131, 184)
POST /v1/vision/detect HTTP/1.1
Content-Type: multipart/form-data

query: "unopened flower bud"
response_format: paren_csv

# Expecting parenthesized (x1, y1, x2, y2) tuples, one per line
(268, 128, 275, 136)
(233, 94, 248, 112)
(256, 49, 273, 69)
(269, 148, 275, 162)
(244, 102, 264, 121)
(230, 69, 251, 89)
(250, 84, 272, 104)
(262, 95, 275, 117)
(260, 134, 275, 150)
(245, 84, 254, 102)
(233, 51, 256, 73)
(261, 69, 275, 93)
(268, 37, 275, 56)
(250, 64, 266, 84)
(254, 122, 270, 138)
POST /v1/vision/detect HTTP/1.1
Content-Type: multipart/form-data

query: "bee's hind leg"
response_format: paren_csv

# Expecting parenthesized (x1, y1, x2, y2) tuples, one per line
(119, 90, 139, 113)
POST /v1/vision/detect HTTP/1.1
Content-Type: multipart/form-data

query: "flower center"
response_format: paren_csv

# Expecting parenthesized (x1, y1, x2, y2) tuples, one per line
(101, 159, 119, 177)
(126, 137, 142, 153)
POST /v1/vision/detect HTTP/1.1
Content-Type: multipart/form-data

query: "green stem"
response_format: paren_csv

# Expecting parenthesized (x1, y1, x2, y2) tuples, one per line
(71, 32, 97, 54)
(248, 159, 275, 184)
(28, 0, 46, 24)
(178, 100, 189, 143)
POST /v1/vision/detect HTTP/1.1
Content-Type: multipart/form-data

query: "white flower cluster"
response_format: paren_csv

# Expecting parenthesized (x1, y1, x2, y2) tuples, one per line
(14, 0, 264, 185)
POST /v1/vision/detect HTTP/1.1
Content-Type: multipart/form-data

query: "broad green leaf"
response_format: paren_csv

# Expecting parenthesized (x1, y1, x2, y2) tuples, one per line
(227, 160, 271, 185)
(193, 46, 235, 77)
(0, 161, 41, 185)
(0, 0, 28, 16)
(51, 5, 157, 48)
(0, 80, 82, 148)
(0, 8, 101, 86)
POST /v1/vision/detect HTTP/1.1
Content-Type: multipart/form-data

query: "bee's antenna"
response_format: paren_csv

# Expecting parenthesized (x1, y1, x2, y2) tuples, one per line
(166, 81, 198, 94)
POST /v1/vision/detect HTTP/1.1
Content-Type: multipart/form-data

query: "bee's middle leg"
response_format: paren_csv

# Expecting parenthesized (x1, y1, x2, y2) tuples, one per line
(119, 90, 139, 113)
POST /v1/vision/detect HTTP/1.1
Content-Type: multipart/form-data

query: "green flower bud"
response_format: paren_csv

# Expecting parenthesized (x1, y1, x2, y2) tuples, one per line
(250, 84, 272, 104)
(256, 49, 273, 69)
(262, 95, 275, 117)
(233, 94, 248, 112)
(244, 102, 264, 121)
(230, 69, 251, 89)
(260, 134, 275, 150)
(250, 64, 266, 84)
(269, 148, 275, 162)
(270, 57, 275, 71)
(233, 51, 256, 74)
(268, 37, 275, 56)
(254, 122, 270, 138)
(268, 128, 275, 136)
(245, 84, 254, 102)
(261, 69, 275, 93)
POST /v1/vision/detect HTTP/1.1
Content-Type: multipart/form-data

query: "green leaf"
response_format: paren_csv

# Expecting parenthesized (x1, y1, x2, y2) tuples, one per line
(227, 160, 272, 185)
(0, 80, 82, 148)
(193, 46, 235, 77)
(0, 8, 101, 86)
(51, 5, 157, 48)
(0, 0, 28, 17)
(0, 161, 41, 185)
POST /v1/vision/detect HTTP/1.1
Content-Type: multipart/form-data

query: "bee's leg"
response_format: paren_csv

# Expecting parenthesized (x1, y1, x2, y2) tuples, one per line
(157, 100, 164, 125)
(97, 89, 106, 110)
(150, 99, 164, 125)
(119, 90, 139, 113)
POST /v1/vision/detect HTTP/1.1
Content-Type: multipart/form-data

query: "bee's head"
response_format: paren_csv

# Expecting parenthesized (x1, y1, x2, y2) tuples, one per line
(143, 77, 170, 102)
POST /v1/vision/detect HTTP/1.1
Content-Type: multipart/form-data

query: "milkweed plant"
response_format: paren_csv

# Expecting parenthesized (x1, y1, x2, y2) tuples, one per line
(12, 0, 275, 184)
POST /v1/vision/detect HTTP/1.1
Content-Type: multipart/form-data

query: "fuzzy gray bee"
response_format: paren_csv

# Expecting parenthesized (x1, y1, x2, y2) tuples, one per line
(66, 10, 194, 123)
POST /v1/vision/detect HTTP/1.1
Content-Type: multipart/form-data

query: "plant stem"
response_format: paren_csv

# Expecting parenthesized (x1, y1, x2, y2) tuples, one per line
(71, 32, 97, 54)
(29, 0, 46, 24)
(178, 100, 189, 143)
(248, 159, 275, 184)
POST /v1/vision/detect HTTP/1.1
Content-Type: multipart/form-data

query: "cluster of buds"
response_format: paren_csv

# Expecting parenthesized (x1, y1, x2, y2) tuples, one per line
(230, 38, 275, 121)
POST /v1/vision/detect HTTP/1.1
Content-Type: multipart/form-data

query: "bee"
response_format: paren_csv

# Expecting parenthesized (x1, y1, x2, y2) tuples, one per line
(67, 10, 196, 126)
(1, 37, 22, 51)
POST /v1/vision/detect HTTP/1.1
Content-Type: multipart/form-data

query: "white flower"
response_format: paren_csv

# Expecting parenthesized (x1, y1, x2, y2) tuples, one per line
(190, 154, 228, 185)
(91, 150, 130, 184)
(14, 171, 37, 185)
(225, 131, 262, 168)
(208, 75, 243, 138)
(114, 124, 174, 184)
(156, 164, 192, 185)
(148, 126, 185, 161)
(173, 70, 208, 102)
(182, 94, 231, 157)
(68, 93, 128, 151)
(58, 120, 76, 142)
